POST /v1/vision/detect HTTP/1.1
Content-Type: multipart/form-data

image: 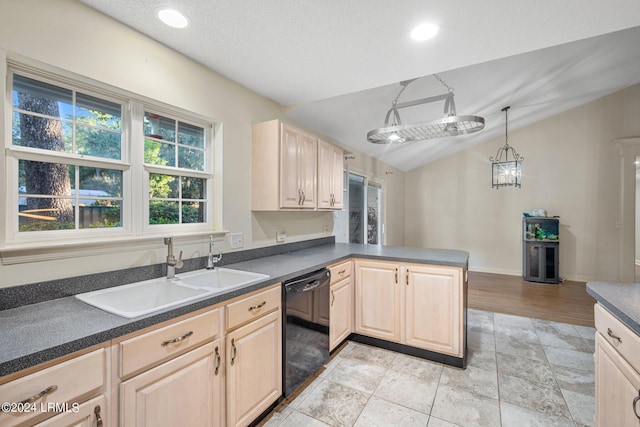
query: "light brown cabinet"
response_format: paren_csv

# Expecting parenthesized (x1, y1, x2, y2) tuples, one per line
(594, 303, 640, 426)
(0, 348, 106, 427)
(118, 308, 224, 427)
(317, 139, 344, 210)
(252, 120, 317, 210)
(120, 342, 222, 427)
(225, 286, 282, 427)
(329, 260, 353, 351)
(354, 260, 402, 342)
(34, 395, 106, 427)
(354, 259, 464, 358)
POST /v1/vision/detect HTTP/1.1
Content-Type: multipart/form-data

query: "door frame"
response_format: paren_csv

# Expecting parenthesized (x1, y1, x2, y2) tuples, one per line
(347, 166, 386, 245)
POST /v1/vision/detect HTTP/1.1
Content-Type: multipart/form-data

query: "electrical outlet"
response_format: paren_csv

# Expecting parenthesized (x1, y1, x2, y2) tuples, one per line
(276, 230, 286, 243)
(230, 232, 244, 249)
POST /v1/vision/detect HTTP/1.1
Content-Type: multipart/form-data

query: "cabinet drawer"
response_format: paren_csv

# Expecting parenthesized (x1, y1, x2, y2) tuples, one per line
(329, 260, 351, 285)
(595, 303, 640, 372)
(226, 286, 281, 331)
(120, 309, 220, 377)
(0, 349, 105, 427)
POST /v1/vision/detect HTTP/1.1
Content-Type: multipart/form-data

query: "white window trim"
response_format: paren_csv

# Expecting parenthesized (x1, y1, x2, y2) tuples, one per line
(0, 52, 224, 264)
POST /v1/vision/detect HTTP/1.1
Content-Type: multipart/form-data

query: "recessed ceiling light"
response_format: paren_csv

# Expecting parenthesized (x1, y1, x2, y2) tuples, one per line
(411, 23, 439, 41)
(157, 8, 189, 28)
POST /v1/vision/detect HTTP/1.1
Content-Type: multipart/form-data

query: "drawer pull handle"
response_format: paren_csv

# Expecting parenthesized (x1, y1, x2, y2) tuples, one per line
(338, 269, 346, 275)
(214, 346, 221, 375)
(231, 338, 237, 366)
(94, 405, 103, 427)
(20, 385, 58, 405)
(331, 290, 335, 306)
(395, 268, 398, 284)
(161, 330, 194, 346)
(634, 390, 640, 420)
(406, 269, 410, 286)
(248, 301, 266, 311)
(607, 328, 622, 344)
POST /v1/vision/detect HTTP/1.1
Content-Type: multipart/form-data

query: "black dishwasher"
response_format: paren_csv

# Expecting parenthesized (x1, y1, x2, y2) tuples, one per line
(283, 268, 331, 397)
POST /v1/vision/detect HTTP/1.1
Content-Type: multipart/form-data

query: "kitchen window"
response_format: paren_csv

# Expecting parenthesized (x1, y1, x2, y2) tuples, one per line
(3, 61, 218, 251)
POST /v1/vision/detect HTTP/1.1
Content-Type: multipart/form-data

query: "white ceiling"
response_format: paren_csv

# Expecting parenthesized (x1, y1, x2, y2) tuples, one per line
(79, 0, 640, 171)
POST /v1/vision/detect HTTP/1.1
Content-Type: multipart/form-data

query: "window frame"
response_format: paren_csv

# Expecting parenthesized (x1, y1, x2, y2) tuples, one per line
(1, 56, 222, 255)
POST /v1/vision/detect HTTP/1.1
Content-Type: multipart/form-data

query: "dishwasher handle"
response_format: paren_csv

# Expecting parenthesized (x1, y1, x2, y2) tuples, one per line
(285, 269, 330, 294)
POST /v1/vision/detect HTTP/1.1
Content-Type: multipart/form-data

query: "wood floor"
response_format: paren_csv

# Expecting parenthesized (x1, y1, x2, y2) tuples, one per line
(467, 271, 596, 327)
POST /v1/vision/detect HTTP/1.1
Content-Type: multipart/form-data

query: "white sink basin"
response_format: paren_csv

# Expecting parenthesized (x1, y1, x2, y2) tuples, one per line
(177, 268, 270, 291)
(75, 268, 269, 318)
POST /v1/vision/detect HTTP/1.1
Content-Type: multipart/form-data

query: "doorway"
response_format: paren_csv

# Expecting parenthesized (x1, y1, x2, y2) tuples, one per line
(348, 173, 383, 245)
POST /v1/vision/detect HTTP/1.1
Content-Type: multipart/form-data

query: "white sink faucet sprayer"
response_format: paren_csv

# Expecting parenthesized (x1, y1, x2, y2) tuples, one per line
(164, 236, 183, 279)
(206, 235, 223, 269)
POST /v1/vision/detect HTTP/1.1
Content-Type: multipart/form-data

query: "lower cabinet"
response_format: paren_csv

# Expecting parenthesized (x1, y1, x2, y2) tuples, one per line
(405, 265, 462, 357)
(120, 342, 222, 427)
(226, 310, 282, 427)
(34, 395, 106, 427)
(0, 348, 107, 427)
(330, 276, 353, 351)
(354, 259, 464, 358)
(354, 260, 402, 342)
(594, 303, 640, 426)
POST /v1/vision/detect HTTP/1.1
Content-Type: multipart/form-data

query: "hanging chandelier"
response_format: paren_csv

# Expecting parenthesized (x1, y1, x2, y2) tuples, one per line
(366, 74, 485, 144)
(490, 106, 523, 188)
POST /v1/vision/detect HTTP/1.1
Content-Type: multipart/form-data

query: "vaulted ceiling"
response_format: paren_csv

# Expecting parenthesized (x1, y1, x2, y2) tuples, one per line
(80, 0, 640, 171)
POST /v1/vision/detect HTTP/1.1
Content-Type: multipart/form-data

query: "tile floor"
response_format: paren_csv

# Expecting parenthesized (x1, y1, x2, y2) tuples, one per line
(263, 308, 597, 427)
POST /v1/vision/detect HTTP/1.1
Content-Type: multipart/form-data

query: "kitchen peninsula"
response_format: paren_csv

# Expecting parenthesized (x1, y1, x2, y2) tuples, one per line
(0, 240, 468, 427)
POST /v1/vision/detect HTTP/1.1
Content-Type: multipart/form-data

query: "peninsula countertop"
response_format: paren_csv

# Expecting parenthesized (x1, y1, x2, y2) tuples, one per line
(586, 281, 640, 335)
(0, 243, 468, 377)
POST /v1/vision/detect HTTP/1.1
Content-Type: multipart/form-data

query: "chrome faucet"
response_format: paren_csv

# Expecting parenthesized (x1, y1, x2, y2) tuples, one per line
(206, 235, 222, 270)
(164, 237, 183, 279)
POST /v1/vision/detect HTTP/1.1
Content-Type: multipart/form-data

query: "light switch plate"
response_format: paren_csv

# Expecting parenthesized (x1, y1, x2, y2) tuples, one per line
(230, 232, 244, 248)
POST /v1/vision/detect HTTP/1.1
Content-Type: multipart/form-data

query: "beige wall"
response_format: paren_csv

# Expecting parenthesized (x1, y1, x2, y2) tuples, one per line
(0, 0, 404, 288)
(405, 83, 640, 282)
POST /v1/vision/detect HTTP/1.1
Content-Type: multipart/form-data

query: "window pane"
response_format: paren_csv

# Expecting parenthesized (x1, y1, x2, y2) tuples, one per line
(78, 200, 121, 229)
(19, 160, 74, 196)
(149, 201, 179, 224)
(149, 173, 178, 199)
(144, 112, 175, 142)
(178, 122, 205, 148)
(12, 74, 72, 119)
(19, 197, 75, 232)
(178, 146, 204, 171)
(78, 166, 122, 197)
(12, 112, 72, 152)
(182, 202, 205, 223)
(76, 93, 122, 130)
(76, 126, 122, 160)
(145, 138, 176, 167)
(182, 177, 205, 199)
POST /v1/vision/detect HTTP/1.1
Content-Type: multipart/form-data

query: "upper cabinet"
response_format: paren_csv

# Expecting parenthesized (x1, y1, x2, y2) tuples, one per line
(317, 139, 344, 210)
(252, 120, 343, 211)
(252, 120, 317, 210)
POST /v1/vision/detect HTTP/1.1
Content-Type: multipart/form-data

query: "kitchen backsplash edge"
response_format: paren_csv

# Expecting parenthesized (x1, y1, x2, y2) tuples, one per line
(0, 236, 335, 311)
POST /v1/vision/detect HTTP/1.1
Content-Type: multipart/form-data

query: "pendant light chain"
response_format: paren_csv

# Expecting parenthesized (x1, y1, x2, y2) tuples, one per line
(433, 73, 454, 93)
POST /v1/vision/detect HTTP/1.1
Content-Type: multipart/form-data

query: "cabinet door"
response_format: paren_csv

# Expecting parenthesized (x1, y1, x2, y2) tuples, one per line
(226, 310, 282, 427)
(317, 140, 343, 210)
(330, 276, 353, 351)
(595, 334, 640, 427)
(354, 260, 402, 342)
(330, 144, 344, 209)
(120, 342, 220, 427)
(280, 125, 303, 209)
(405, 265, 462, 357)
(298, 132, 317, 209)
(317, 140, 333, 209)
(34, 395, 105, 427)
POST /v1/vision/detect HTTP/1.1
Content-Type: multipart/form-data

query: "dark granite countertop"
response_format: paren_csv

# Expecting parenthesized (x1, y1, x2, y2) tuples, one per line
(586, 281, 640, 335)
(0, 243, 468, 377)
